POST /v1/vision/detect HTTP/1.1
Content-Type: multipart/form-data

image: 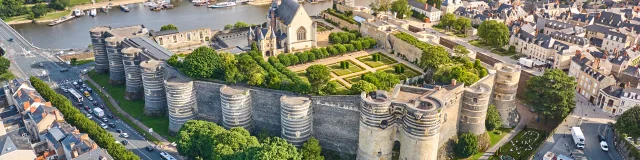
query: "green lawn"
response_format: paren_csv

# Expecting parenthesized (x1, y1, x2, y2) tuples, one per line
(88, 71, 176, 142)
(345, 74, 364, 84)
(331, 80, 349, 94)
(497, 129, 545, 159)
(296, 71, 309, 83)
(468, 39, 492, 50)
(356, 54, 397, 68)
(378, 65, 421, 80)
(70, 0, 92, 5)
(491, 48, 515, 56)
(73, 59, 94, 66)
(489, 128, 513, 146)
(329, 61, 364, 76)
(37, 10, 72, 21)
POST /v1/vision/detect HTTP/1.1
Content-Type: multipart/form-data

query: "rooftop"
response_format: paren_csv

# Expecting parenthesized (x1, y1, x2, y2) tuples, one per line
(124, 37, 174, 60)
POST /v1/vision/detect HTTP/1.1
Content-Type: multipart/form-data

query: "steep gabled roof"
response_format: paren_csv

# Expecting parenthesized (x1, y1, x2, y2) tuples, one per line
(275, 0, 301, 25)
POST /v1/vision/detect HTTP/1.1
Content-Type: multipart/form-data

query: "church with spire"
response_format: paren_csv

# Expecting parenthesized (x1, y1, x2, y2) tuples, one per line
(248, 0, 317, 57)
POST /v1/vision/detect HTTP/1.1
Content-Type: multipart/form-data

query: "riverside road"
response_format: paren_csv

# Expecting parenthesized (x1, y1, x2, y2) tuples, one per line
(0, 19, 164, 160)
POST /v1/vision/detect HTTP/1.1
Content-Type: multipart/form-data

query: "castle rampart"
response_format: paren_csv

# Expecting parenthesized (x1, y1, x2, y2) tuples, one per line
(493, 63, 521, 128)
(122, 47, 143, 100)
(280, 95, 313, 147)
(140, 60, 166, 116)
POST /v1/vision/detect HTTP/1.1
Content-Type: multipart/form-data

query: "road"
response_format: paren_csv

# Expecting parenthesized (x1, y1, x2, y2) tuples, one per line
(0, 19, 163, 160)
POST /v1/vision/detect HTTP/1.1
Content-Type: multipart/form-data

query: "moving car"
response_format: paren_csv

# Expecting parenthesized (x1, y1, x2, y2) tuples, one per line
(116, 129, 123, 133)
(600, 141, 609, 151)
(146, 146, 154, 151)
(598, 135, 606, 142)
(107, 114, 114, 119)
(108, 123, 116, 128)
(120, 133, 129, 138)
(59, 68, 69, 72)
(102, 118, 108, 122)
(121, 140, 129, 145)
(39, 63, 44, 67)
(86, 114, 92, 119)
(100, 123, 108, 129)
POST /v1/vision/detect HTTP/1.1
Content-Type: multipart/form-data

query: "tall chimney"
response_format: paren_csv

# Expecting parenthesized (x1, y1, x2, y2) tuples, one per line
(451, 79, 457, 86)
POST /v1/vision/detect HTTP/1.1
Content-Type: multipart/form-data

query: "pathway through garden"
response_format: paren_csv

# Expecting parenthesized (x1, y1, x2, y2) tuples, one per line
(479, 104, 536, 160)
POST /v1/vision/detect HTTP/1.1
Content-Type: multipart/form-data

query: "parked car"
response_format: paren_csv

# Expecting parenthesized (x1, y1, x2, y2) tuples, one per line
(146, 146, 154, 151)
(39, 63, 44, 67)
(92, 101, 98, 106)
(100, 123, 108, 129)
(86, 114, 92, 119)
(88, 96, 93, 101)
(600, 141, 609, 151)
(598, 135, 606, 142)
(63, 89, 68, 93)
(108, 123, 116, 128)
(102, 118, 108, 122)
(59, 68, 69, 72)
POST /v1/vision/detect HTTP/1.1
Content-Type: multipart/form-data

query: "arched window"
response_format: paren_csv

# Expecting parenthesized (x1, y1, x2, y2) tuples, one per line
(297, 27, 306, 40)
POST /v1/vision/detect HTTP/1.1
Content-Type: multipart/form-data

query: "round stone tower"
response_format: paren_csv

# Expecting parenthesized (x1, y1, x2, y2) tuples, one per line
(280, 95, 313, 147)
(357, 91, 395, 160)
(105, 37, 125, 85)
(89, 26, 110, 73)
(399, 97, 442, 160)
(165, 70, 197, 134)
(220, 85, 252, 131)
(140, 60, 166, 116)
(459, 83, 492, 135)
(122, 47, 143, 100)
(493, 63, 521, 128)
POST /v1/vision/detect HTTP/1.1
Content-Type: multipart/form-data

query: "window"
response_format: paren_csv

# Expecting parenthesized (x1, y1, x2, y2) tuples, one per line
(187, 33, 191, 41)
(297, 27, 306, 40)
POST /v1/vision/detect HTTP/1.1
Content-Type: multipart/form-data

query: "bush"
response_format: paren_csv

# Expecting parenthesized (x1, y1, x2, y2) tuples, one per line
(455, 133, 479, 158)
(29, 77, 140, 160)
(486, 104, 502, 131)
(508, 45, 516, 53)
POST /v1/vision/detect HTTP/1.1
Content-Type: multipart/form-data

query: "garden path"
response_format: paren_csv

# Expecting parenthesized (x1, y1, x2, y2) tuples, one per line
(479, 104, 536, 159)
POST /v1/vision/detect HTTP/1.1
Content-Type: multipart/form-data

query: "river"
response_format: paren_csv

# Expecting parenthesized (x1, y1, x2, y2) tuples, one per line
(10, 0, 372, 49)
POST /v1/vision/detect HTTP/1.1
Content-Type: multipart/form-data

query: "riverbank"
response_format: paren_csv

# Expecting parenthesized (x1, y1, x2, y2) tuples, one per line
(5, 0, 146, 25)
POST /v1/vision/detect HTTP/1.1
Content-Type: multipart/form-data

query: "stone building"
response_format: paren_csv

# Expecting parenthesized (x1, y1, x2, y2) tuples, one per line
(150, 28, 212, 52)
(493, 63, 521, 128)
(89, 25, 149, 75)
(248, 0, 317, 56)
(576, 66, 617, 103)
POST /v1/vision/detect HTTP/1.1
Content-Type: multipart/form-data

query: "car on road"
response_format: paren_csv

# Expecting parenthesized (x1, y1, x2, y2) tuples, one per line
(82, 84, 87, 88)
(102, 118, 108, 122)
(86, 114, 92, 119)
(107, 114, 114, 119)
(92, 101, 98, 106)
(84, 106, 90, 111)
(120, 133, 129, 138)
(88, 96, 93, 101)
(116, 129, 123, 133)
(39, 63, 44, 67)
(100, 123, 108, 129)
(598, 135, 606, 142)
(99, 105, 105, 109)
(146, 146, 154, 151)
(108, 123, 116, 128)
(121, 140, 129, 145)
(600, 141, 609, 151)
(63, 88, 68, 93)
(8, 38, 13, 42)
(59, 68, 69, 72)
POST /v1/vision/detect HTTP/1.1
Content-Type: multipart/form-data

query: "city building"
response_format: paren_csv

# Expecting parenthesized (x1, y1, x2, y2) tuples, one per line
(150, 28, 212, 52)
(408, 0, 442, 22)
(576, 66, 618, 103)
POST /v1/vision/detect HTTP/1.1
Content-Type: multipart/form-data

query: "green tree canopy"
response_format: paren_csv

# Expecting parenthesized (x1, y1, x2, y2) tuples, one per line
(181, 47, 222, 78)
(160, 24, 178, 31)
(234, 21, 250, 29)
(524, 69, 576, 120)
(306, 65, 331, 92)
(361, 72, 400, 91)
(390, 0, 412, 19)
(369, 0, 392, 13)
(455, 133, 479, 158)
(350, 81, 378, 94)
(478, 20, 510, 47)
(485, 104, 502, 131)
(614, 106, 640, 138)
(440, 13, 456, 29)
(453, 17, 472, 34)
(30, 4, 50, 18)
(301, 137, 324, 160)
(453, 45, 469, 57)
(420, 45, 451, 70)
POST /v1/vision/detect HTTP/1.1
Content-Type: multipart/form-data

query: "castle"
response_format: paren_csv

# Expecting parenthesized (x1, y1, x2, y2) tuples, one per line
(89, 25, 522, 159)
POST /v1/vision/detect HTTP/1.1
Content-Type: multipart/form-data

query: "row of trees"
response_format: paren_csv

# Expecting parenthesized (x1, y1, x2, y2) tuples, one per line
(328, 31, 359, 44)
(0, 57, 14, 81)
(268, 37, 377, 67)
(160, 24, 178, 31)
(177, 120, 324, 160)
(29, 77, 139, 160)
(438, 13, 472, 34)
(390, 0, 411, 19)
(350, 72, 400, 94)
(1, 0, 70, 20)
(224, 21, 252, 30)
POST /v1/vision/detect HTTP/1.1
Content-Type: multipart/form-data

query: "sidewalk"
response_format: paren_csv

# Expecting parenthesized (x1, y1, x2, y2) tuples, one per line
(85, 77, 171, 144)
(479, 104, 534, 159)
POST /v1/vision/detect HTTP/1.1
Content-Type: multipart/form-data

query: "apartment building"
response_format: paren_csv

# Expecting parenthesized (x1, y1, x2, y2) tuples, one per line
(576, 66, 617, 103)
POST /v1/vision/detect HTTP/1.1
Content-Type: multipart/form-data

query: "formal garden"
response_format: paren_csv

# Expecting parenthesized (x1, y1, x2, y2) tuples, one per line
(329, 60, 365, 76)
(493, 128, 545, 159)
(356, 53, 397, 68)
(379, 64, 420, 80)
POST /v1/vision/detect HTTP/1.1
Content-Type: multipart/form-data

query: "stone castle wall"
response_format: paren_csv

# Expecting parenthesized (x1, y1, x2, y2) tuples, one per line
(388, 34, 423, 63)
(321, 12, 360, 31)
(194, 81, 361, 154)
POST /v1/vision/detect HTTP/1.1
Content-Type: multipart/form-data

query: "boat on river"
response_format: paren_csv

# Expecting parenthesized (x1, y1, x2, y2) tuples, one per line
(73, 8, 84, 16)
(120, 5, 130, 12)
(48, 16, 75, 26)
(102, 6, 109, 13)
(194, 2, 209, 6)
(208, 2, 236, 8)
(235, 0, 251, 3)
(89, 8, 97, 17)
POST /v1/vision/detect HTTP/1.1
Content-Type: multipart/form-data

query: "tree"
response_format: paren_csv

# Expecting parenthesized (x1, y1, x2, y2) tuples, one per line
(181, 47, 222, 78)
(70, 58, 78, 66)
(614, 106, 640, 138)
(508, 45, 516, 53)
(455, 133, 479, 158)
(247, 137, 302, 160)
(306, 65, 331, 92)
(453, 45, 469, 57)
(297, 52, 309, 63)
(478, 20, 510, 47)
(453, 17, 471, 34)
(234, 21, 250, 29)
(30, 4, 50, 18)
(320, 81, 339, 95)
(48, 0, 69, 10)
(361, 72, 400, 91)
(390, 0, 412, 19)
(524, 69, 576, 121)
(251, 42, 259, 51)
(440, 13, 457, 30)
(224, 24, 234, 30)
(369, 0, 393, 13)
(485, 104, 502, 131)
(301, 137, 324, 160)
(160, 24, 178, 31)
(167, 55, 181, 68)
(350, 81, 378, 94)
(420, 46, 451, 83)
(177, 120, 262, 160)
(220, 52, 241, 83)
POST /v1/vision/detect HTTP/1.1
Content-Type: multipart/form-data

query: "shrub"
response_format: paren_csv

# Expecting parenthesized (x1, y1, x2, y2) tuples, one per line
(455, 133, 479, 158)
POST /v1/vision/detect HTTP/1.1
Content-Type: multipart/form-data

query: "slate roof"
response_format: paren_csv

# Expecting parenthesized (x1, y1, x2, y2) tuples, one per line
(623, 66, 640, 78)
(582, 67, 609, 81)
(605, 31, 628, 42)
(274, 0, 301, 25)
(149, 30, 178, 37)
(409, 0, 440, 12)
(571, 13, 596, 23)
(0, 128, 33, 157)
(61, 133, 95, 159)
(124, 37, 174, 60)
(585, 24, 611, 33)
(590, 38, 603, 47)
(72, 148, 112, 160)
(602, 85, 624, 98)
(595, 11, 625, 27)
(545, 20, 574, 30)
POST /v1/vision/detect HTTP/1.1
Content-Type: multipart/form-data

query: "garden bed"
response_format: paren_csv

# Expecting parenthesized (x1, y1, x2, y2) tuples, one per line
(497, 129, 545, 159)
(329, 60, 365, 76)
(345, 73, 366, 84)
(356, 54, 397, 68)
(296, 71, 310, 83)
(468, 39, 492, 50)
(377, 65, 421, 80)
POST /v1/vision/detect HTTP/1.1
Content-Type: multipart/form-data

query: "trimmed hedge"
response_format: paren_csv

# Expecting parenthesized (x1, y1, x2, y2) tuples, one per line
(29, 77, 139, 160)
(324, 8, 357, 24)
